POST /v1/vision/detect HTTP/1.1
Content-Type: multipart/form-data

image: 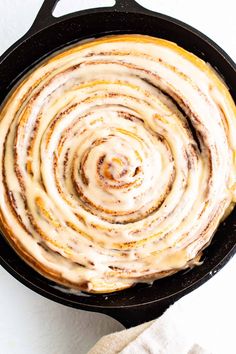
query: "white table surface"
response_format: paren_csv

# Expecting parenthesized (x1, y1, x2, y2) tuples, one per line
(0, 1, 235, 353)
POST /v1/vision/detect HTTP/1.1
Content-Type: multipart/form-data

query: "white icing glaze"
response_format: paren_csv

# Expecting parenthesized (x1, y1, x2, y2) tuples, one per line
(0, 35, 235, 292)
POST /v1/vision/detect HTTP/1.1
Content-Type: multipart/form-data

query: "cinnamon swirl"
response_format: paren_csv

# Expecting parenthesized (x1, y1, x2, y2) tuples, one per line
(0, 35, 235, 293)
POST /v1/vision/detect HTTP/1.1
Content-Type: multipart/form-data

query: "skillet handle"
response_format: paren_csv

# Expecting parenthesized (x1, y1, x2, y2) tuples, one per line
(102, 296, 176, 328)
(26, 0, 147, 36)
(26, 0, 59, 36)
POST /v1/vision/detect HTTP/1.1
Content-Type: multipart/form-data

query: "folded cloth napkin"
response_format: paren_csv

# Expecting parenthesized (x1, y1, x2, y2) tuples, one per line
(88, 258, 236, 354)
(88, 305, 211, 354)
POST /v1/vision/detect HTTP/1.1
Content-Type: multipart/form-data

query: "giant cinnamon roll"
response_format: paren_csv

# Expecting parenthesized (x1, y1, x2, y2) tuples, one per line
(0, 35, 236, 293)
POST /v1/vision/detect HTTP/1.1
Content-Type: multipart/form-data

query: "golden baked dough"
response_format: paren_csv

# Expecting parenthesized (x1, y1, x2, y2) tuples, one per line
(0, 35, 236, 293)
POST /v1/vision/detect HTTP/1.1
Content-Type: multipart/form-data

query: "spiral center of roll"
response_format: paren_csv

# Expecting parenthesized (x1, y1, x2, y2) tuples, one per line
(103, 155, 127, 180)
(95, 143, 142, 186)
(66, 116, 174, 223)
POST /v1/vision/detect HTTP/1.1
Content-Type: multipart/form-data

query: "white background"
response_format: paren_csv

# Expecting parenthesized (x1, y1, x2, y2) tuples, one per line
(0, 1, 235, 353)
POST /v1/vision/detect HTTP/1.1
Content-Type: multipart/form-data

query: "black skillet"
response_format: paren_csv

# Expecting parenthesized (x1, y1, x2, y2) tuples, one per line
(0, 0, 235, 328)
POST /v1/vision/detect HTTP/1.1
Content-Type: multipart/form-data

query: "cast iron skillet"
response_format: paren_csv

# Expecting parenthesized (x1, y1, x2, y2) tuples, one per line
(0, 0, 235, 328)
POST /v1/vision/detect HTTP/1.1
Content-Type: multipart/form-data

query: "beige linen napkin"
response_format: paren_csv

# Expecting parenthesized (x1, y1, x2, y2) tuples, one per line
(88, 257, 236, 354)
(88, 304, 211, 354)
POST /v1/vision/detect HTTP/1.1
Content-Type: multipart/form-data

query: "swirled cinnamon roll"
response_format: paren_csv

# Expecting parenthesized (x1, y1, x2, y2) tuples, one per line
(0, 35, 236, 293)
